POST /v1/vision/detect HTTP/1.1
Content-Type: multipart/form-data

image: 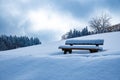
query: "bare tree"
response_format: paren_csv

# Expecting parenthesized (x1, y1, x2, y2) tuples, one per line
(89, 14, 111, 33)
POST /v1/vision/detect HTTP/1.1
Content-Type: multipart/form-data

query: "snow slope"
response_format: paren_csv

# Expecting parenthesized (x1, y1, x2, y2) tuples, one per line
(0, 32, 120, 80)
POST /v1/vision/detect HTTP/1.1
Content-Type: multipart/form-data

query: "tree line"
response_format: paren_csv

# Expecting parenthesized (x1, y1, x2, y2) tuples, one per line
(62, 27, 91, 39)
(62, 14, 120, 39)
(0, 35, 41, 51)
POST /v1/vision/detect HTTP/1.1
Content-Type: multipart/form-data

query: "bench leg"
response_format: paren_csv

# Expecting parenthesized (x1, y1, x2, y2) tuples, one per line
(63, 49, 72, 54)
(64, 50, 67, 54)
(89, 49, 98, 53)
(69, 50, 72, 54)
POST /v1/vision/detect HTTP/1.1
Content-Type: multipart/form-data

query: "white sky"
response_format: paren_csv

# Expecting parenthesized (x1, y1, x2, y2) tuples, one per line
(0, 0, 120, 42)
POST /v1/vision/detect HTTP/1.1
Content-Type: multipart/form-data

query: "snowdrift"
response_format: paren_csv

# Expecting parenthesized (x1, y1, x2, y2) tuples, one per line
(0, 32, 120, 80)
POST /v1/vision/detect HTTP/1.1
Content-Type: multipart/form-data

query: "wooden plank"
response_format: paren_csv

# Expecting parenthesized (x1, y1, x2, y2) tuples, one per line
(59, 45, 103, 50)
(61, 48, 99, 53)
(65, 39, 104, 45)
(59, 45, 102, 54)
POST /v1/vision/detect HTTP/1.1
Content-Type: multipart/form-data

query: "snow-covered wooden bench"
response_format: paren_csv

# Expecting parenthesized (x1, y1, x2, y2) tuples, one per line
(59, 39, 104, 54)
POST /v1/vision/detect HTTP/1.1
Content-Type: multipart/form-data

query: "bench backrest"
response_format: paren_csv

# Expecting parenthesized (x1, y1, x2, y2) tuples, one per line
(65, 39, 104, 46)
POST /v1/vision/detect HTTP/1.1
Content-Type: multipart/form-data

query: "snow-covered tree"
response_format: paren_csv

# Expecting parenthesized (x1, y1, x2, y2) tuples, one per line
(0, 35, 41, 51)
(89, 14, 111, 33)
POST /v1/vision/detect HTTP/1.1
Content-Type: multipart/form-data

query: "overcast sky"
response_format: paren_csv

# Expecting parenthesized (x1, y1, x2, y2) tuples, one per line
(0, 0, 120, 42)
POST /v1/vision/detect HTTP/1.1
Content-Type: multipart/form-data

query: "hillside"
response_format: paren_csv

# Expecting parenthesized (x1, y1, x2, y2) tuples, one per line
(0, 32, 120, 80)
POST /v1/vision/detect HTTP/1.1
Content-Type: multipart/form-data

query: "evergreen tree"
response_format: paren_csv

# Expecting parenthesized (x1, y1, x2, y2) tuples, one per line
(67, 30, 73, 38)
(62, 27, 90, 39)
(0, 35, 41, 51)
(81, 27, 89, 36)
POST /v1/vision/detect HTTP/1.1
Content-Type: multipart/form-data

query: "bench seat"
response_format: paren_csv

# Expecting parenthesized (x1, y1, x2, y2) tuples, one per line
(59, 45, 103, 54)
(59, 45, 103, 50)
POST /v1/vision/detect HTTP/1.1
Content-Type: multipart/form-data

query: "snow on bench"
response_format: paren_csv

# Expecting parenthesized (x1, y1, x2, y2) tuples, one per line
(59, 39, 104, 54)
(66, 39, 104, 46)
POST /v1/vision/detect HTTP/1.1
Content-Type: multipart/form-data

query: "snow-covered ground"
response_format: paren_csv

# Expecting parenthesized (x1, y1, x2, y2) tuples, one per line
(0, 32, 120, 80)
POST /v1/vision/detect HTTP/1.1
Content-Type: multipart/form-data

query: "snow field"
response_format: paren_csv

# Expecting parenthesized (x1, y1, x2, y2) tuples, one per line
(0, 32, 120, 80)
